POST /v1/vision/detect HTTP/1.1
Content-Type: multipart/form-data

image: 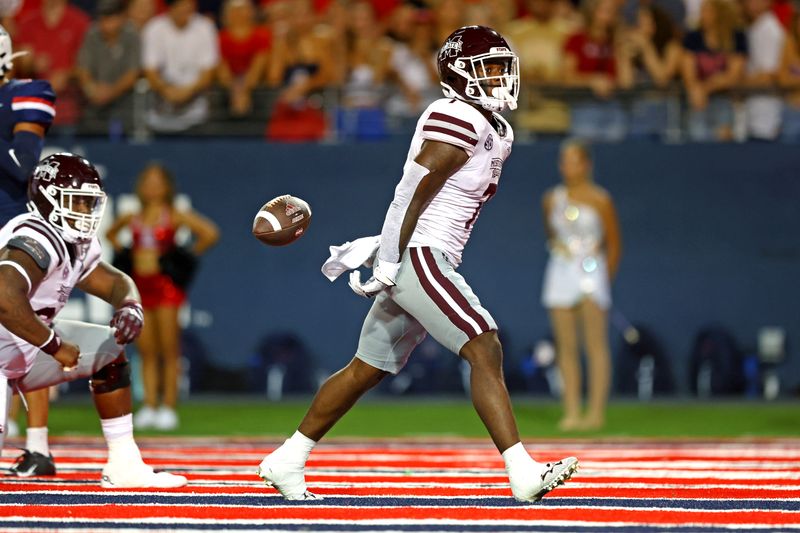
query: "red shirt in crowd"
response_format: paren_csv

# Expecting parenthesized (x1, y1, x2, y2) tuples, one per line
(15, 4, 90, 74)
(564, 32, 617, 78)
(219, 26, 271, 77)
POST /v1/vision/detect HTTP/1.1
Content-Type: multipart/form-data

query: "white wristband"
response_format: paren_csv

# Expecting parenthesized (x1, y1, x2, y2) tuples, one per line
(38, 330, 55, 349)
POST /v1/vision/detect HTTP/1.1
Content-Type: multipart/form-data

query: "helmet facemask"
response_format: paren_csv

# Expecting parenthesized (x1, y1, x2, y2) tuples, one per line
(0, 25, 26, 80)
(37, 183, 107, 244)
(442, 48, 519, 113)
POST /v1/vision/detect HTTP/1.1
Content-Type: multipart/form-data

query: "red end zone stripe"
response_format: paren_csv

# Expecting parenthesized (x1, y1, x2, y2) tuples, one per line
(1, 483, 797, 500)
(2, 505, 798, 525)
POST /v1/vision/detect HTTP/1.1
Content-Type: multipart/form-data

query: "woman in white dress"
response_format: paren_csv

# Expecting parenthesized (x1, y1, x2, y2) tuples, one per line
(541, 139, 622, 431)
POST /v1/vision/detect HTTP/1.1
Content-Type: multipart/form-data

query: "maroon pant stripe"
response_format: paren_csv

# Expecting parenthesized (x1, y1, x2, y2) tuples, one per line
(421, 247, 492, 334)
(410, 248, 474, 338)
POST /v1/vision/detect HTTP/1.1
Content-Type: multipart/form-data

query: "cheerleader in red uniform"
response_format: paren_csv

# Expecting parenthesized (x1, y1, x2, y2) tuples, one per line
(107, 163, 219, 430)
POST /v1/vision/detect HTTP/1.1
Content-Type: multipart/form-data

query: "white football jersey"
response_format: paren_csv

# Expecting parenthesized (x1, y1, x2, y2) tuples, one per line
(405, 98, 514, 266)
(0, 212, 101, 378)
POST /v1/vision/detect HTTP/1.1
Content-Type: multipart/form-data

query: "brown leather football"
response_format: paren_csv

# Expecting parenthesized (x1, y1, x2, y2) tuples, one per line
(252, 195, 312, 246)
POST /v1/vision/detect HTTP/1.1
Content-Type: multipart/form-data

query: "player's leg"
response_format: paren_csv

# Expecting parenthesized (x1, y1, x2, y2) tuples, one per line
(7, 394, 20, 438)
(397, 247, 578, 502)
(9, 388, 56, 477)
(549, 306, 582, 431)
(16, 320, 187, 488)
(578, 299, 611, 430)
(258, 292, 422, 500)
(258, 358, 390, 500)
(153, 305, 181, 430)
(298, 358, 389, 441)
(133, 308, 159, 429)
(459, 331, 519, 452)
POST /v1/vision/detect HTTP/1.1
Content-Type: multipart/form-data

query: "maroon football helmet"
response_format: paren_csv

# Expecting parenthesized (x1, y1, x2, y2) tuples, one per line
(28, 153, 107, 244)
(437, 25, 519, 112)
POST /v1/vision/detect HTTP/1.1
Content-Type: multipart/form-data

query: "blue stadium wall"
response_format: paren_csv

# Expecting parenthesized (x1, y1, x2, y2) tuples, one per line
(61, 138, 800, 395)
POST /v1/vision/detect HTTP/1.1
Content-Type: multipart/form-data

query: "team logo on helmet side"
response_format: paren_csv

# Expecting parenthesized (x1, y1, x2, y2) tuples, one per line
(439, 35, 463, 60)
(34, 160, 60, 182)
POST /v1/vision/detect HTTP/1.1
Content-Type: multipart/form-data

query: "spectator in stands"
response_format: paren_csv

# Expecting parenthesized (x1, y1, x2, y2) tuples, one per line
(742, 0, 785, 140)
(434, 0, 464, 46)
(76, 0, 141, 136)
(336, 0, 392, 138)
(142, 0, 219, 132)
(384, 4, 439, 119)
(562, 0, 634, 141)
(128, 0, 157, 31)
(778, 7, 800, 140)
(264, 0, 335, 141)
(624, 4, 682, 138)
(504, 0, 579, 134)
(14, 0, 90, 127)
(680, 0, 746, 141)
(106, 162, 219, 431)
(541, 139, 621, 432)
(217, 0, 270, 117)
(464, 0, 517, 28)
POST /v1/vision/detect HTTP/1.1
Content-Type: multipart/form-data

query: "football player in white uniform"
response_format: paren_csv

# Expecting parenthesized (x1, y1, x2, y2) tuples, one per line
(0, 153, 186, 488)
(258, 26, 578, 502)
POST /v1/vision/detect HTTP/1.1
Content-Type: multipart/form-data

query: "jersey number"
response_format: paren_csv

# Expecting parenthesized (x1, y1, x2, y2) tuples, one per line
(465, 183, 498, 230)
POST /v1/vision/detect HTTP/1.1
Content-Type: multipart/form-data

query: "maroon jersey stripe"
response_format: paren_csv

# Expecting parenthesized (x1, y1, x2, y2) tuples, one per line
(422, 125, 478, 146)
(15, 221, 65, 265)
(410, 248, 474, 339)
(421, 247, 492, 334)
(428, 112, 477, 133)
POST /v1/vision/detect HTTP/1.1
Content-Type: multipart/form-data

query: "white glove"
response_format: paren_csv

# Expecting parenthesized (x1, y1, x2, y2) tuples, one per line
(349, 260, 401, 298)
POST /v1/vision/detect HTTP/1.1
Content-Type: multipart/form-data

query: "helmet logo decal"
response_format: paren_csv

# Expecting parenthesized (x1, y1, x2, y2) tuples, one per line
(439, 35, 463, 61)
(35, 160, 60, 182)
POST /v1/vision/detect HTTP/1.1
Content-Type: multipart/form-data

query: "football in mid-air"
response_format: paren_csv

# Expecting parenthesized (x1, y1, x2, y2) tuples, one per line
(252, 194, 312, 246)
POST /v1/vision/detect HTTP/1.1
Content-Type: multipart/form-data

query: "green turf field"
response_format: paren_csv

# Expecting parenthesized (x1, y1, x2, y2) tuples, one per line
(30, 397, 800, 439)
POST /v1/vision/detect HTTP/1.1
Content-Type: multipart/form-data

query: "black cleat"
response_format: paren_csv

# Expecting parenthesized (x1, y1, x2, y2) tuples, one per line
(9, 449, 56, 477)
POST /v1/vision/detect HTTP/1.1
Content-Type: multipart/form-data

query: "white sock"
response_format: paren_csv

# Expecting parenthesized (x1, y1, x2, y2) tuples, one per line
(269, 430, 316, 464)
(26, 426, 49, 456)
(101, 414, 141, 463)
(286, 430, 316, 458)
(502, 442, 541, 475)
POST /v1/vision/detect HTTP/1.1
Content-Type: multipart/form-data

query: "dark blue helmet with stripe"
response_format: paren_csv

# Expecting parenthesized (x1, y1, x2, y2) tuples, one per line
(28, 153, 107, 244)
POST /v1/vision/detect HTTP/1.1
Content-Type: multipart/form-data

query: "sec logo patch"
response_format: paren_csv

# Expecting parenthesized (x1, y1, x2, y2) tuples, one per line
(484, 134, 493, 150)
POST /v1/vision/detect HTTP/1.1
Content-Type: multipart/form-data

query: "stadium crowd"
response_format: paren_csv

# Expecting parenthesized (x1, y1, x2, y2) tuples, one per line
(2, 0, 800, 141)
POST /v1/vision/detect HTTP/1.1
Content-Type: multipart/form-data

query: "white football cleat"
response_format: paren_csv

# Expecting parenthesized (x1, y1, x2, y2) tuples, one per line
(511, 456, 579, 502)
(257, 453, 321, 501)
(101, 461, 187, 489)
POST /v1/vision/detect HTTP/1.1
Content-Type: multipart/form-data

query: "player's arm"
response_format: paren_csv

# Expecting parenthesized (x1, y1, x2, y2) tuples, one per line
(0, 122, 46, 184)
(77, 262, 144, 345)
(350, 140, 468, 298)
(0, 245, 79, 369)
(396, 140, 469, 255)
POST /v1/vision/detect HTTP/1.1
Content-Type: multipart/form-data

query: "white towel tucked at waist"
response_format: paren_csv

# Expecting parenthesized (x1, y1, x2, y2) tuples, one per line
(321, 235, 380, 281)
